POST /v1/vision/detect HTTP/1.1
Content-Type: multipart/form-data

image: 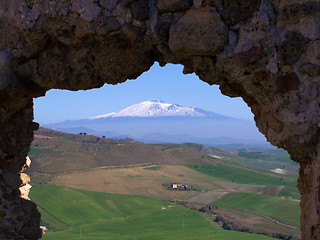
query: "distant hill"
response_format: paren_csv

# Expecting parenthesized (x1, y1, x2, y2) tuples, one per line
(43, 100, 268, 145)
(28, 127, 297, 179)
(27, 127, 216, 176)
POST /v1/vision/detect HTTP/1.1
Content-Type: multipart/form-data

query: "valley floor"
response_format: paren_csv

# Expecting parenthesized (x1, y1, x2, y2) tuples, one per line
(30, 163, 300, 239)
(28, 128, 300, 239)
(30, 185, 275, 240)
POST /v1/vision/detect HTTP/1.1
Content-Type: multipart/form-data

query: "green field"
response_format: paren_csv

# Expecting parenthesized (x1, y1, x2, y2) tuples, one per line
(30, 185, 273, 240)
(28, 128, 301, 239)
(51, 164, 285, 201)
(33, 163, 300, 238)
(185, 164, 300, 199)
(30, 184, 165, 229)
(185, 164, 286, 185)
(210, 148, 298, 174)
(215, 192, 300, 228)
(29, 147, 46, 156)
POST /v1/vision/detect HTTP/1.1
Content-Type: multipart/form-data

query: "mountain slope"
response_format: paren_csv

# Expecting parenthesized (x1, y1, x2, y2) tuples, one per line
(27, 127, 215, 176)
(89, 100, 224, 118)
(44, 100, 267, 144)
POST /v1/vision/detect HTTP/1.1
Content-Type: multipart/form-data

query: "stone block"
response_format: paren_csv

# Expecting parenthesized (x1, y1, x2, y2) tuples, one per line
(72, 0, 101, 22)
(299, 63, 320, 77)
(20, 226, 42, 240)
(131, 0, 149, 20)
(169, 7, 228, 56)
(0, 153, 9, 168)
(99, 0, 118, 11)
(2, 172, 22, 189)
(279, 1, 320, 23)
(20, 183, 31, 200)
(253, 70, 272, 88)
(234, 46, 265, 67)
(20, 173, 30, 185)
(124, 0, 135, 7)
(278, 31, 309, 66)
(222, 0, 260, 25)
(21, 156, 31, 172)
(281, 65, 292, 74)
(96, 17, 121, 36)
(157, 0, 192, 13)
(276, 72, 300, 92)
(0, 209, 5, 217)
(313, 40, 320, 59)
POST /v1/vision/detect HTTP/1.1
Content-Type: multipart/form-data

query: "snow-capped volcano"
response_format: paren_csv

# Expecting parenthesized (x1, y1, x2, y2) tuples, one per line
(45, 100, 267, 145)
(89, 100, 211, 119)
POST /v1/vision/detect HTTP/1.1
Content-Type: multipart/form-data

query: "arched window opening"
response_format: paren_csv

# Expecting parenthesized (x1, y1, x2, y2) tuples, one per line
(28, 63, 300, 239)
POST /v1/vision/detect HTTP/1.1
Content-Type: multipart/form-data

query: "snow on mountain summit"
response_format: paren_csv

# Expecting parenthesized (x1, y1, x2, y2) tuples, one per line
(89, 100, 208, 119)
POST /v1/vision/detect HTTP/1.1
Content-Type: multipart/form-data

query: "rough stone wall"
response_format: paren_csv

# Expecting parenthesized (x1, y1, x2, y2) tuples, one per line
(0, 0, 319, 239)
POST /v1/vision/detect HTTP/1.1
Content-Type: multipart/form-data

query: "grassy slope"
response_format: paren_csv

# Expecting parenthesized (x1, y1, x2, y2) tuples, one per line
(215, 192, 300, 228)
(30, 185, 272, 240)
(29, 147, 46, 156)
(28, 144, 185, 174)
(185, 164, 300, 199)
(185, 163, 286, 185)
(29, 128, 298, 178)
(52, 165, 283, 200)
(30, 184, 164, 228)
(157, 143, 215, 165)
(43, 209, 272, 240)
(28, 129, 216, 177)
(210, 148, 299, 174)
(185, 163, 300, 230)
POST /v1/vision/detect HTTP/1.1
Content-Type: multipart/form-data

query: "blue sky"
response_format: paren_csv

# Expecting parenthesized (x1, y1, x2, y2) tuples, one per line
(34, 63, 254, 124)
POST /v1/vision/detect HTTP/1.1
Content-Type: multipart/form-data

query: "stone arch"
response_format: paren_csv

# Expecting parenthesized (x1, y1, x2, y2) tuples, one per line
(0, 0, 319, 239)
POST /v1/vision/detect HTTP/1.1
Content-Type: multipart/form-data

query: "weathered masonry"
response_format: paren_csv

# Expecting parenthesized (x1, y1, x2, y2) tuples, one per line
(0, 0, 320, 239)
